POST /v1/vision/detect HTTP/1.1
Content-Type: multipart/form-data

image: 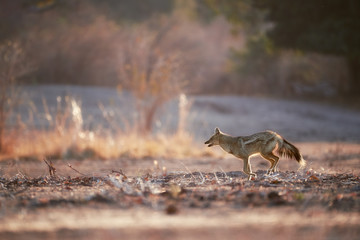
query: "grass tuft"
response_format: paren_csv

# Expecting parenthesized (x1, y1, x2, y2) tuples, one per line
(0, 95, 217, 160)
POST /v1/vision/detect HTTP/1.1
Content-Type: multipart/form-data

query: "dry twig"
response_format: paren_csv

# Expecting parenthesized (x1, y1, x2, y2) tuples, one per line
(111, 169, 128, 179)
(67, 163, 86, 176)
(43, 158, 56, 176)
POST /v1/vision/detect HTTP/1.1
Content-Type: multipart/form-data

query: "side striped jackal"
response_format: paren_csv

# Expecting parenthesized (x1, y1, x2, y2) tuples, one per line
(205, 128, 305, 180)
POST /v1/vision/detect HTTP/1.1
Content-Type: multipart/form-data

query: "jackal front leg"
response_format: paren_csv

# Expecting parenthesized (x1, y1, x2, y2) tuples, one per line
(243, 158, 256, 180)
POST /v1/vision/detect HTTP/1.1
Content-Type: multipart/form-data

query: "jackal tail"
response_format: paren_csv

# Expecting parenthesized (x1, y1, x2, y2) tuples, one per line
(278, 139, 306, 167)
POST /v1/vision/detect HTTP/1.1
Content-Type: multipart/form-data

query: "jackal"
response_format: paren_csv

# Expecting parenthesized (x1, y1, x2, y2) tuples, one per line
(205, 128, 305, 180)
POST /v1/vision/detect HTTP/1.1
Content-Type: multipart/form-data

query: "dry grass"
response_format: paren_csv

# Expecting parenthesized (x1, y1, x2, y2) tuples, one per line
(1, 129, 214, 160)
(0, 95, 215, 161)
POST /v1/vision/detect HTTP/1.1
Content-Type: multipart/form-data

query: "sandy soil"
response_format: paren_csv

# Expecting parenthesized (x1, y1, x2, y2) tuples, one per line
(1, 85, 360, 240)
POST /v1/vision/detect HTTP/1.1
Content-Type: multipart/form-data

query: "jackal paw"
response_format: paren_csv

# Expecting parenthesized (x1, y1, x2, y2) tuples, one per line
(248, 173, 257, 181)
(267, 169, 277, 175)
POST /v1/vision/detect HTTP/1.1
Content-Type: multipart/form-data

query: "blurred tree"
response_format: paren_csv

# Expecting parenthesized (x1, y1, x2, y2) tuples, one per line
(194, 0, 276, 94)
(194, 0, 265, 34)
(0, 0, 175, 41)
(0, 0, 177, 86)
(0, 41, 25, 153)
(89, 0, 174, 23)
(229, 34, 278, 94)
(0, 1, 25, 42)
(254, 0, 360, 95)
(117, 21, 186, 134)
(197, 0, 360, 95)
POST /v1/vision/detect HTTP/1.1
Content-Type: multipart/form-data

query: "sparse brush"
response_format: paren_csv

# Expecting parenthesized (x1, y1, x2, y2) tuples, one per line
(0, 94, 211, 160)
(0, 127, 221, 161)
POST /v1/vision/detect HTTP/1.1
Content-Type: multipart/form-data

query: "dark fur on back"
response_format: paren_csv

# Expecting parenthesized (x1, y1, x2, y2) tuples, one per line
(278, 139, 302, 162)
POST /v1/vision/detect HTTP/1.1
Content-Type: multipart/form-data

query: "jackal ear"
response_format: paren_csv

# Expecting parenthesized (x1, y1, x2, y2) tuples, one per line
(215, 127, 220, 134)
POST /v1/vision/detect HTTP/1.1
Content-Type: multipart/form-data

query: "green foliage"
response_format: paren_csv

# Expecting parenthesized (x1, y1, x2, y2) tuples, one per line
(228, 33, 285, 95)
(197, 0, 360, 95)
(255, 0, 360, 94)
(255, 0, 360, 58)
(232, 34, 274, 75)
(88, 0, 175, 23)
(194, 0, 265, 34)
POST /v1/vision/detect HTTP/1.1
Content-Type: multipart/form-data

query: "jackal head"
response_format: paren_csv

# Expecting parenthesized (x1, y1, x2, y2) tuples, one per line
(204, 127, 221, 147)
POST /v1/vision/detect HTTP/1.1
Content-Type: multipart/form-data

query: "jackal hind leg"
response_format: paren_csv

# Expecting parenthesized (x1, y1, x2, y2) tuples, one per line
(262, 152, 279, 174)
(261, 153, 275, 174)
(271, 153, 280, 172)
(243, 158, 256, 180)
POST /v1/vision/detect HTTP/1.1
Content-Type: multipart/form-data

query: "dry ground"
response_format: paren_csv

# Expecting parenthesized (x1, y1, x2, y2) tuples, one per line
(0, 142, 359, 240)
(1, 86, 359, 239)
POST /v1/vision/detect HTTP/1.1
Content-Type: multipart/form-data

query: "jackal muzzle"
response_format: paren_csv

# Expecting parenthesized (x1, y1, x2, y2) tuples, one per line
(204, 139, 213, 147)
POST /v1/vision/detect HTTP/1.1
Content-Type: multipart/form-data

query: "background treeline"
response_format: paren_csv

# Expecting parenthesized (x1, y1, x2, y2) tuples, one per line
(1, 0, 359, 99)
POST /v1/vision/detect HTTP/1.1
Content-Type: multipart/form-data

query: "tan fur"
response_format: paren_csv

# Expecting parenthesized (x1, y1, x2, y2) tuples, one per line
(205, 127, 305, 180)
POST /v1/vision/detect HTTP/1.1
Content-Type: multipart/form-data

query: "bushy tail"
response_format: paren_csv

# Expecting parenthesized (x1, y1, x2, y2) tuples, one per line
(278, 139, 306, 167)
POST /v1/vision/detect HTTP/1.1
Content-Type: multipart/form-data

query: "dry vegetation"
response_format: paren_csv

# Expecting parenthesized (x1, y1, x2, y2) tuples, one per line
(0, 41, 25, 153)
(4, 130, 207, 160)
(0, 94, 213, 161)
